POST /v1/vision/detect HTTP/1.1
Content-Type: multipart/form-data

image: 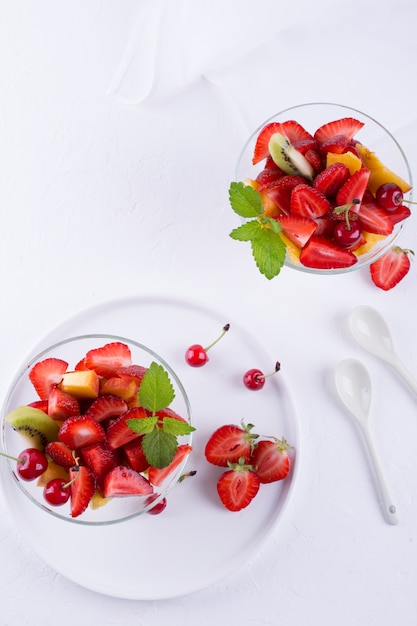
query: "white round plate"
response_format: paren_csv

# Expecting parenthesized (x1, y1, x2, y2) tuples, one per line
(0, 296, 300, 600)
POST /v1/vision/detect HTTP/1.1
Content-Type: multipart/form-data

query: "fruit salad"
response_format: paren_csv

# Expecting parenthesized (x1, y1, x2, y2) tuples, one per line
(229, 113, 413, 288)
(2, 340, 194, 520)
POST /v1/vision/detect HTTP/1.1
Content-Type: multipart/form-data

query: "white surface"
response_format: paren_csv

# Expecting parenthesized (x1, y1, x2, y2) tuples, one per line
(0, 296, 299, 599)
(1, 0, 417, 623)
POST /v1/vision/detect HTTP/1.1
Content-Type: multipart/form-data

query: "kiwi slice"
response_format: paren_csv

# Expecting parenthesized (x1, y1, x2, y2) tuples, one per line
(4, 406, 59, 450)
(268, 132, 314, 180)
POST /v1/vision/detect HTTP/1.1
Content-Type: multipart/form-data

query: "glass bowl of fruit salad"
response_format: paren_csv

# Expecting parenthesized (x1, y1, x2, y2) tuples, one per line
(231, 102, 413, 279)
(0, 335, 194, 526)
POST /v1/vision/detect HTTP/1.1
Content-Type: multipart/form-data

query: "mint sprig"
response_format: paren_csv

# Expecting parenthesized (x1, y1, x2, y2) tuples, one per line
(228, 182, 287, 279)
(126, 361, 195, 469)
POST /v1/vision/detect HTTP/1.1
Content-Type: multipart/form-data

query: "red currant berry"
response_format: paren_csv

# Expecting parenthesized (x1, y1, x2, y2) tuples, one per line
(43, 478, 71, 506)
(333, 220, 362, 248)
(13, 448, 48, 481)
(185, 323, 230, 367)
(145, 494, 167, 515)
(243, 361, 281, 390)
(375, 183, 403, 210)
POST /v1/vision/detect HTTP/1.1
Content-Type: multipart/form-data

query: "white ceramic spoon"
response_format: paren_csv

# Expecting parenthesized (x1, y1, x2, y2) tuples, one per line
(334, 358, 399, 525)
(349, 305, 417, 397)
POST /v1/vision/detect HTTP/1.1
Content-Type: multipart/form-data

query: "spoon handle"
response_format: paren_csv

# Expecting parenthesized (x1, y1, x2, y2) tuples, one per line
(391, 355, 417, 397)
(360, 424, 399, 525)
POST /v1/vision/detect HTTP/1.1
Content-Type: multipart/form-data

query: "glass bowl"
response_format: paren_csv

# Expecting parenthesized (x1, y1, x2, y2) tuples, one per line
(0, 334, 193, 526)
(235, 102, 413, 275)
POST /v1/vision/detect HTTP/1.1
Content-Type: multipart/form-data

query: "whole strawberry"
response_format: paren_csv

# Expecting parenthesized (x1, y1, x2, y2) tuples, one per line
(217, 458, 260, 511)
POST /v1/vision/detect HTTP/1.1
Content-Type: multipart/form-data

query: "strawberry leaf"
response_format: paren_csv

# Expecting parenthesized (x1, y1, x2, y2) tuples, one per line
(229, 182, 264, 218)
(161, 416, 195, 436)
(138, 362, 175, 413)
(142, 429, 178, 469)
(251, 229, 287, 279)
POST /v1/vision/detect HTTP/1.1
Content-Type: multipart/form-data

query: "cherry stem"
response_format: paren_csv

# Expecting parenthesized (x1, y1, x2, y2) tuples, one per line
(255, 361, 281, 381)
(63, 466, 81, 490)
(0, 451, 24, 463)
(204, 323, 230, 352)
(178, 470, 197, 483)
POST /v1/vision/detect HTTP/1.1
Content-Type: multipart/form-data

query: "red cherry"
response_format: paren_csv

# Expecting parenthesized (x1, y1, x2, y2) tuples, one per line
(333, 220, 362, 248)
(145, 494, 167, 515)
(375, 183, 403, 210)
(43, 477, 71, 506)
(185, 324, 230, 367)
(0, 447, 48, 481)
(243, 361, 281, 390)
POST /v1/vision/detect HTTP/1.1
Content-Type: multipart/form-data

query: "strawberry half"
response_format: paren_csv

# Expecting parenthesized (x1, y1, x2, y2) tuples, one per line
(313, 162, 350, 197)
(58, 415, 106, 450)
(45, 441, 75, 467)
(263, 175, 306, 214)
(148, 444, 192, 487)
(277, 214, 317, 248)
(84, 394, 128, 422)
(69, 465, 96, 517)
(370, 246, 413, 290)
(47, 387, 80, 420)
(252, 120, 313, 164)
(300, 235, 357, 269)
(29, 357, 68, 400)
(102, 466, 153, 498)
(290, 184, 330, 219)
(314, 117, 365, 145)
(106, 406, 147, 449)
(336, 168, 370, 205)
(205, 423, 258, 467)
(256, 166, 285, 191)
(84, 341, 132, 378)
(251, 438, 291, 483)
(122, 437, 149, 473)
(217, 461, 260, 511)
(80, 442, 118, 488)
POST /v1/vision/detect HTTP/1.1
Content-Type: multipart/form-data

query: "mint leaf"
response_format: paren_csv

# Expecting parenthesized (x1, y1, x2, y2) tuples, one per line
(162, 416, 195, 436)
(230, 220, 262, 242)
(138, 361, 175, 413)
(142, 429, 177, 469)
(262, 216, 282, 235)
(229, 182, 264, 218)
(126, 416, 157, 435)
(251, 229, 286, 279)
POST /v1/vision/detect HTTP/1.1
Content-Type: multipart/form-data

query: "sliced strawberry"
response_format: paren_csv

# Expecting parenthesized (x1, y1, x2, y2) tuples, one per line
(205, 423, 258, 467)
(256, 167, 284, 191)
(336, 168, 370, 205)
(154, 406, 188, 425)
(313, 162, 350, 197)
(263, 175, 306, 214)
(148, 444, 192, 487)
(217, 463, 260, 511)
(85, 394, 128, 423)
(80, 442, 118, 488)
(106, 406, 147, 449)
(84, 341, 132, 378)
(313, 215, 335, 238)
(69, 465, 96, 517)
(314, 117, 364, 145)
(388, 204, 411, 226)
(292, 138, 318, 154)
(300, 235, 357, 269)
(277, 214, 317, 248)
(28, 400, 49, 413)
(47, 387, 80, 420)
(252, 120, 313, 164)
(58, 415, 106, 450)
(29, 357, 68, 400)
(319, 134, 354, 155)
(355, 196, 394, 235)
(251, 438, 291, 483)
(122, 437, 149, 473)
(116, 364, 147, 383)
(45, 441, 75, 468)
(370, 246, 413, 290)
(290, 184, 330, 219)
(304, 148, 323, 173)
(102, 465, 153, 497)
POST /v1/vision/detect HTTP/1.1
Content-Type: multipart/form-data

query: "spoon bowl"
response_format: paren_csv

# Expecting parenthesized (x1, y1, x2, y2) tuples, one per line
(349, 305, 417, 397)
